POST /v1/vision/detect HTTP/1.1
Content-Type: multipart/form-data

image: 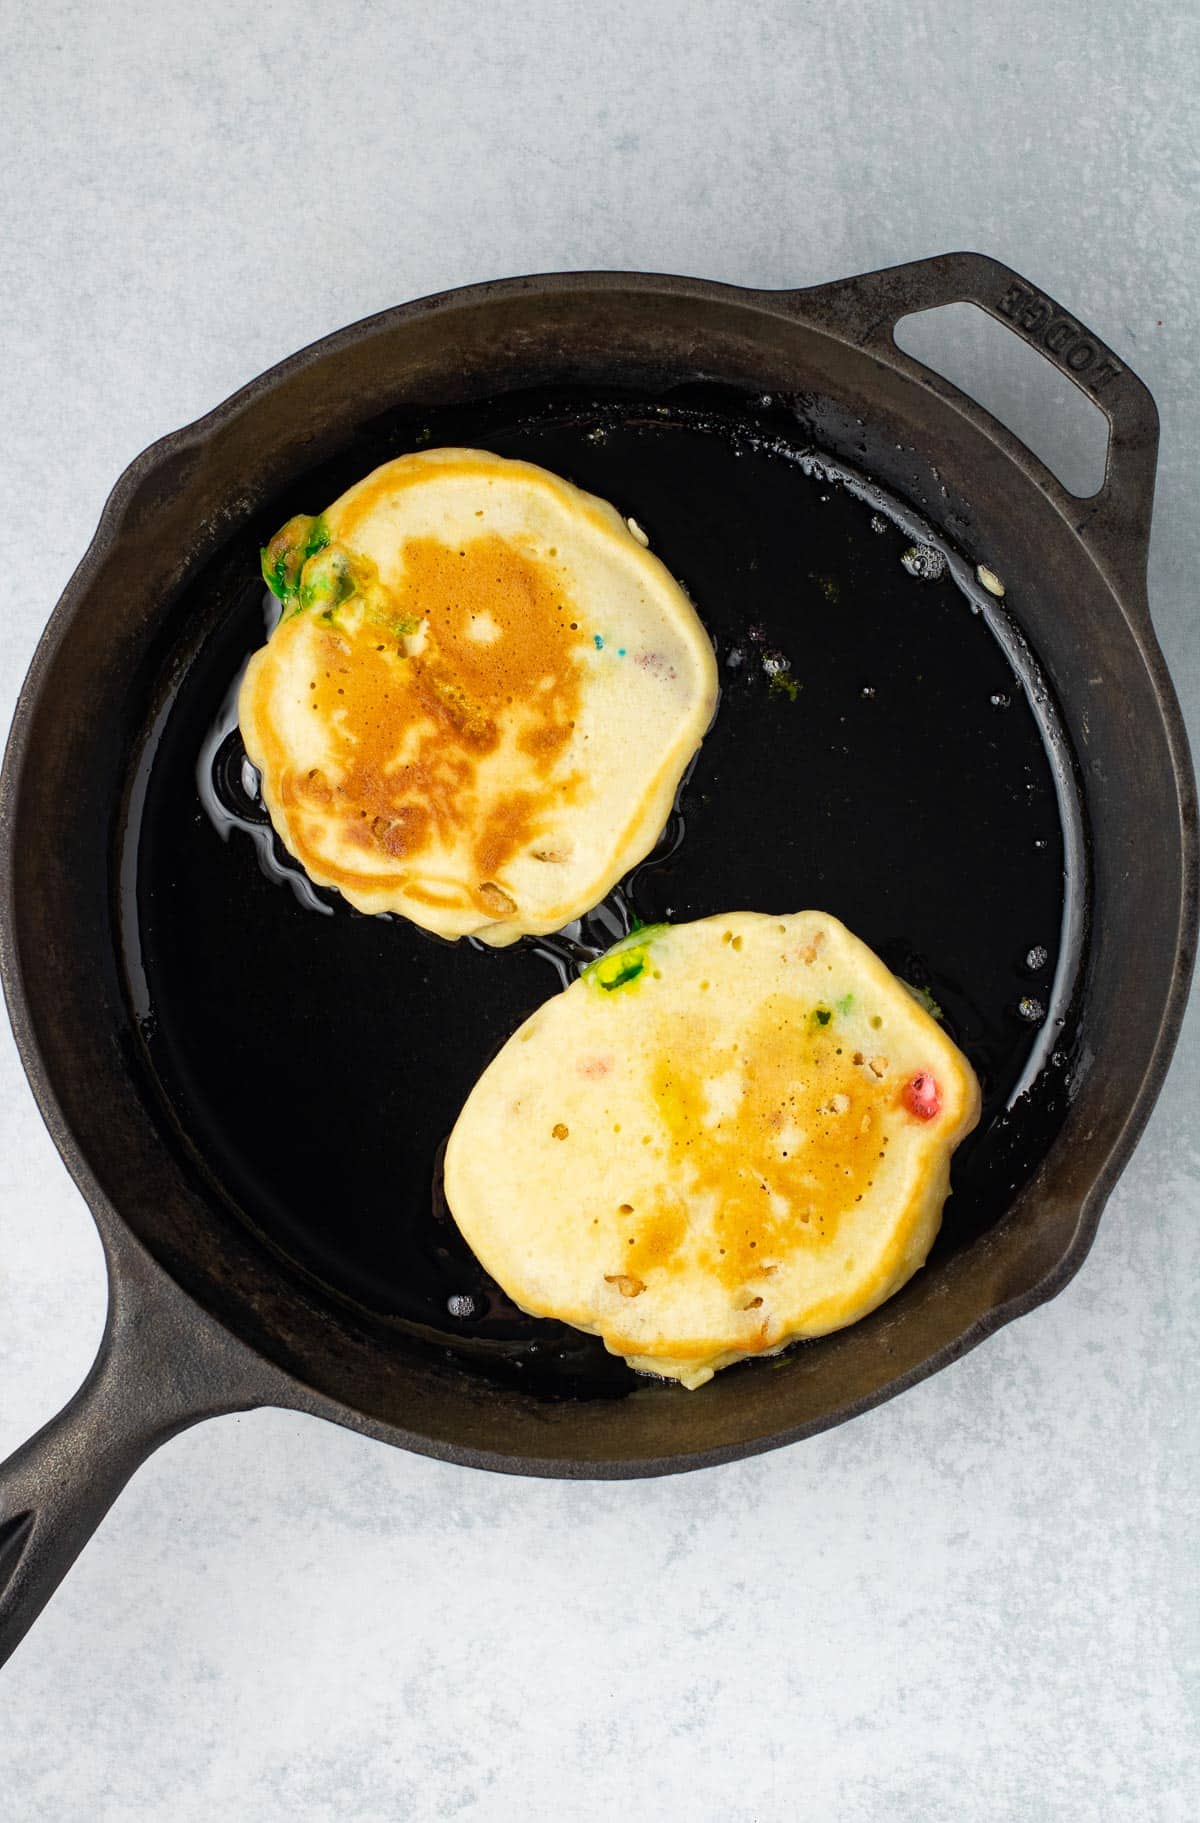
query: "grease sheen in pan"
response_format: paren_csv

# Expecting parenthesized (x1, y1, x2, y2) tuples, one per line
(126, 386, 1083, 1400)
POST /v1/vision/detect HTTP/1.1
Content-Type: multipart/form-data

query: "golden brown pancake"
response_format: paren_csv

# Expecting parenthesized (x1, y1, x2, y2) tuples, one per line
(239, 449, 717, 943)
(443, 911, 981, 1386)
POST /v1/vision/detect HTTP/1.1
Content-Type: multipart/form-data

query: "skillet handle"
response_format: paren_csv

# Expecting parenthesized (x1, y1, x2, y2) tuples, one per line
(0, 1234, 270, 1668)
(785, 252, 1159, 607)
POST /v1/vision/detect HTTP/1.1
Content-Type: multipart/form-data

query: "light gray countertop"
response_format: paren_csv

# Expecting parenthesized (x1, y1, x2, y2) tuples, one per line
(1, 3, 1196, 1818)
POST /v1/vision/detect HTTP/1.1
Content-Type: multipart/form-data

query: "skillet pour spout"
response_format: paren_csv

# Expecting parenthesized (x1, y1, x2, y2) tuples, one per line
(0, 253, 1194, 1667)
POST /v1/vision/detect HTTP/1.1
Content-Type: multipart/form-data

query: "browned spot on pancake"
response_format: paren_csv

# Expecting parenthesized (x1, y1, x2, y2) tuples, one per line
(473, 791, 541, 881)
(630, 995, 881, 1290)
(622, 1193, 690, 1282)
(270, 533, 586, 897)
(519, 720, 575, 761)
(404, 883, 471, 909)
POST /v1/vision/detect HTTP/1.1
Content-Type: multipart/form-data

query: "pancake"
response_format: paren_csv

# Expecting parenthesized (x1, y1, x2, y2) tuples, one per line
(443, 911, 981, 1386)
(239, 448, 718, 943)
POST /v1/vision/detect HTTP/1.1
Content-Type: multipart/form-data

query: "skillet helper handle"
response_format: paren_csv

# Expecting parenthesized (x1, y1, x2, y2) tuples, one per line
(790, 251, 1159, 606)
(0, 1240, 266, 1669)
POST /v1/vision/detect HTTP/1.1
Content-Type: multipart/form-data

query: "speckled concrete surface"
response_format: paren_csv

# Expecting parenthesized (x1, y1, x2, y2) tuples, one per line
(1, 3, 1196, 1817)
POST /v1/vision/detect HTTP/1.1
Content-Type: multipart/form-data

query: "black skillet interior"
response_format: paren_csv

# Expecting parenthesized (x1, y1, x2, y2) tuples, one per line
(122, 382, 1087, 1401)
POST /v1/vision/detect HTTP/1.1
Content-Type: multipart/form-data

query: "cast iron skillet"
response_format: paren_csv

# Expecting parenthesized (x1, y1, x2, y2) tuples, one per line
(0, 254, 1194, 1667)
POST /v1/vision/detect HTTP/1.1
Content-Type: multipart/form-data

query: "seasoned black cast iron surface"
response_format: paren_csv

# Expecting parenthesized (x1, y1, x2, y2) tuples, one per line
(125, 388, 1086, 1398)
